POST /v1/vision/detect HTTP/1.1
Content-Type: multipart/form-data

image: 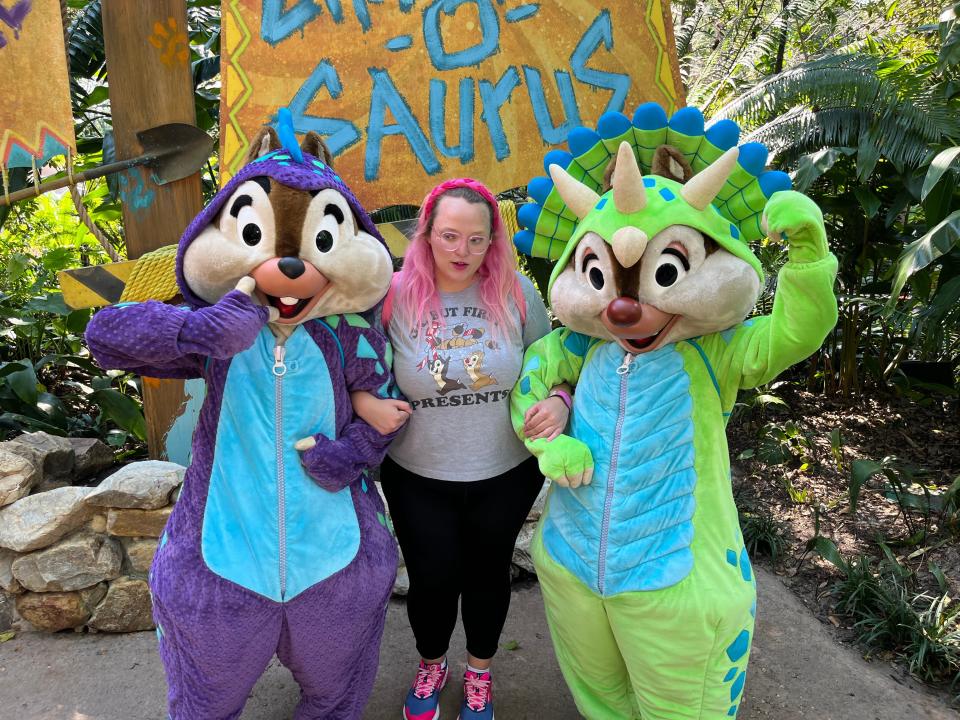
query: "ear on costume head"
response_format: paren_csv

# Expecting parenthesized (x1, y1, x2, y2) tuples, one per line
(246, 127, 282, 164)
(651, 146, 693, 184)
(300, 132, 334, 167)
(601, 144, 693, 192)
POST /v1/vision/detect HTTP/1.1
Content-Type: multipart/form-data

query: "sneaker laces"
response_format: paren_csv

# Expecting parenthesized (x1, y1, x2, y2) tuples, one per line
(412, 662, 445, 699)
(463, 672, 491, 711)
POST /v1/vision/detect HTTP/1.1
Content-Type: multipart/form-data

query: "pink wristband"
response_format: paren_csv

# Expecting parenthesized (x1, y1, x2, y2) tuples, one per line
(549, 389, 572, 410)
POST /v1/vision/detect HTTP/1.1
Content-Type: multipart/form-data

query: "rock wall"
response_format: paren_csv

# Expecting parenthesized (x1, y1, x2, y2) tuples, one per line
(0, 432, 180, 634)
(0, 432, 547, 634)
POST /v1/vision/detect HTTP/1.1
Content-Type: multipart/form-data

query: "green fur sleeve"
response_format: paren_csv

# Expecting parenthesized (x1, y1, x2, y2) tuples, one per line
(510, 328, 598, 485)
(713, 191, 839, 389)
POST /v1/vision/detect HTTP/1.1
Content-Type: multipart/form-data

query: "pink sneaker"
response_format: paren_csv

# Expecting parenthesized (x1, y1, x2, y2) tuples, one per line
(403, 660, 449, 720)
(458, 670, 494, 719)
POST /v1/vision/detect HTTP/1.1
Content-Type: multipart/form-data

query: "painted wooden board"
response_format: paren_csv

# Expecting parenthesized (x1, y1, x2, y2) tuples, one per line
(220, 0, 683, 208)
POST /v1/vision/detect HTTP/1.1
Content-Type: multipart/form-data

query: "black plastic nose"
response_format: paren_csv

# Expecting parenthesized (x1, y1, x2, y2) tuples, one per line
(278, 257, 305, 279)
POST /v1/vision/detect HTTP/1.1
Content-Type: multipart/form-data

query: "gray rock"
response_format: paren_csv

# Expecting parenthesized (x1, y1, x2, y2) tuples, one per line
(0, 447, 40, 507)
(121, 537, 159, 575)
(392, 564, 409, 596)
(105, 506, 172, 538)
(85, 461, 185, 510)
(526, 479, 551, 522)
(88, 577, 154, 632)
(0, 589, 13, 631)
(0, 548, 22, 593)
(0, 486, 92, 553)
(80, 582, 108, 610)
(31, 478, 71, 494)
(393, 549, 409, 597)
(6, 432, 75, 481)
(68, 438, 114, 480)
(11, 532, 122, 592)
(512, 522, 537, 575)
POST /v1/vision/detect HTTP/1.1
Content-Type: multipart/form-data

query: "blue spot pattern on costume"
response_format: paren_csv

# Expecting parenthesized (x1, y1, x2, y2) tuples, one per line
(520, 376, 532, 394)
(725, 630, 750, 662)
(739, 548, 752, 582)
(562, 331, 592, 357)
(356, 334, 379, 360)
(659, 187, 675, 201)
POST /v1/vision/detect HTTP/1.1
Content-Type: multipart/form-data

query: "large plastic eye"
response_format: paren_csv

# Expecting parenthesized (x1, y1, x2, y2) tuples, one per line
(655, 248, 689, 287)
(582, 252, 605, 290)
(241, 223, 262, 246)
(316, 230, 334, 252)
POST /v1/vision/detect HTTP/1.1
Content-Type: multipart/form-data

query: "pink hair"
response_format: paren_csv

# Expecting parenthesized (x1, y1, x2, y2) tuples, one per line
(394, 178, 524, 338)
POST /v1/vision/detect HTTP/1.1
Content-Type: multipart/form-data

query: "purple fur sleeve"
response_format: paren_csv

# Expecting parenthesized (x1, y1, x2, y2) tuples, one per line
(85, 292, 269, 378)
(299, 322, 398, 492)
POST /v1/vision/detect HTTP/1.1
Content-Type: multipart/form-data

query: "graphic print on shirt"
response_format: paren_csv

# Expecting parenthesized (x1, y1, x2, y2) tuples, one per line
(428, 354, 467, 394)
(463, 350, 497, 389)
(410, 304, 507, 405)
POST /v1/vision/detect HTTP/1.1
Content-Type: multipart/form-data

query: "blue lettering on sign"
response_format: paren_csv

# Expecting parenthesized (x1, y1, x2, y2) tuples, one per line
(262, 2, 637, 181)
(430, 78, 476, 162)
(478, 66, 520, 161)
(386, 35, 413, 50)
(261, 0, 323, 45)
(571, 10, 630, 115)
(505, 3, 538, 22)
(423, 0, 500, 71)
(523, 66, 580, 144)
(353, 0, 380, 32)
(324, 0, 344, 23)
(367, 68, 442, 179)
(289, 60, 362, 155)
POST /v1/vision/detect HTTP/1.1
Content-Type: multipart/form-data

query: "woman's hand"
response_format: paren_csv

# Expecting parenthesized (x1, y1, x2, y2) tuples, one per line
(523, 395, 569, 442)
(351, 391, 412, 435)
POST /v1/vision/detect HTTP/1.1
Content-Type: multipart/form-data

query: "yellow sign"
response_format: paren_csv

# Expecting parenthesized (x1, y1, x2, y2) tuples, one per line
(221, 0, 683, 208)
(0, 0, 76, 169)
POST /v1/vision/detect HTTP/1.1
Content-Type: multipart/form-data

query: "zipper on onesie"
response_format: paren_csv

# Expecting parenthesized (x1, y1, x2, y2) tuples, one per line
(273, 343, 287, 600)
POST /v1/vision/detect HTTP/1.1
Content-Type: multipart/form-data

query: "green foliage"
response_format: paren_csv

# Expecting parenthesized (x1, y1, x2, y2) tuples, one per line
(680, 1, 960, 396)
(0, 194, 145, 449)
(848, 456, 948, 539)
(740, 510, 788, 563)
(755, 421, 813, 466)
(811, 541, 960, 688)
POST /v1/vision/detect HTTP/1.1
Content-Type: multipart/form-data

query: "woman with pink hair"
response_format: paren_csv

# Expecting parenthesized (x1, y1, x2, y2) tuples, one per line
(352, 178, 568, 720)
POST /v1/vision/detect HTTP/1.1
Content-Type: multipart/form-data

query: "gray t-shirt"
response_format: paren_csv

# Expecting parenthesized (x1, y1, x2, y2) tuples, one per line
(387, 273, 550, 481)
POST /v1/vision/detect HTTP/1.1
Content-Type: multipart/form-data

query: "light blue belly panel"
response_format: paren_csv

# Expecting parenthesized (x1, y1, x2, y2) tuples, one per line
(202, 326, 360, 601)
(543, 342, 697, 595)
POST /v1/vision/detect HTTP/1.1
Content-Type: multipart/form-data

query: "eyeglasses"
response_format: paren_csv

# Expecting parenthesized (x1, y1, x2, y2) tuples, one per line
(432, 229, 491, 255)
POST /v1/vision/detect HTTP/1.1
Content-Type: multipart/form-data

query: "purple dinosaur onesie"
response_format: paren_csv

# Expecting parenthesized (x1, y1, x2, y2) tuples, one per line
(85, 123, 399, 719)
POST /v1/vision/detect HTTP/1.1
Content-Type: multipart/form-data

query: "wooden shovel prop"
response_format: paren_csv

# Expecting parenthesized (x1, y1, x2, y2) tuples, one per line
(0, 123, 214, 206)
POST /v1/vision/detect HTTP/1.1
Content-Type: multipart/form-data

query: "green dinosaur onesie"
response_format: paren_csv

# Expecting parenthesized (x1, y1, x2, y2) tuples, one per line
(509, 105, 838, 719)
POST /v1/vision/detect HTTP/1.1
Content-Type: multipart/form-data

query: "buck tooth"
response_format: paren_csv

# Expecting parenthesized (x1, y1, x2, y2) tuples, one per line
(280, 296, 299, 306)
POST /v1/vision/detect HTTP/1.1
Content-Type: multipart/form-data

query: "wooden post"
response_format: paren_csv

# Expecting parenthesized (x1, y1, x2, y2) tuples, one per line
(101, 1, 204, 460)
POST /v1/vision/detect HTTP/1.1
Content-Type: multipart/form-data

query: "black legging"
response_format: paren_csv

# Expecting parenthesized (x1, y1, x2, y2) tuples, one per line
(379, 455, 544, 661)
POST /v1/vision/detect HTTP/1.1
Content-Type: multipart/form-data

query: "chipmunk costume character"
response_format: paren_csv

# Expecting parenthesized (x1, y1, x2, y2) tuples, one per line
(510, 104, 838, 719)
(85, 112, 398, 720)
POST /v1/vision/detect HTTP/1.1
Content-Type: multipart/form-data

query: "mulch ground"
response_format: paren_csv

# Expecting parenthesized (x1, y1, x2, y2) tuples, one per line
(727, 380, 960, 671)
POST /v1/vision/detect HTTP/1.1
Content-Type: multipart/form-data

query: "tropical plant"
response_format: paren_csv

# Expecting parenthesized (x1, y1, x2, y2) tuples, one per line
(680, 2, 960, 396)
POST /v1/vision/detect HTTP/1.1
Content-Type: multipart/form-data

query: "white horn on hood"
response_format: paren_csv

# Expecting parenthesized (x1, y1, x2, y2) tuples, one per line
(611, 226, 648, 268)
(548, 164, 601, 220)
(612, 142, 646, 214)
(681, 147, 740, 211)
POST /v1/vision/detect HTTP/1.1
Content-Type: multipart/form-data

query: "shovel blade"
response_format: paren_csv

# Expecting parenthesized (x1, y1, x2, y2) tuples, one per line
(136, 123, 214, 185)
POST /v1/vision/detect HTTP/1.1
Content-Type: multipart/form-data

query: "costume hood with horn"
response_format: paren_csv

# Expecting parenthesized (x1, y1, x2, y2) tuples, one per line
(510, 104, 838, 719)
